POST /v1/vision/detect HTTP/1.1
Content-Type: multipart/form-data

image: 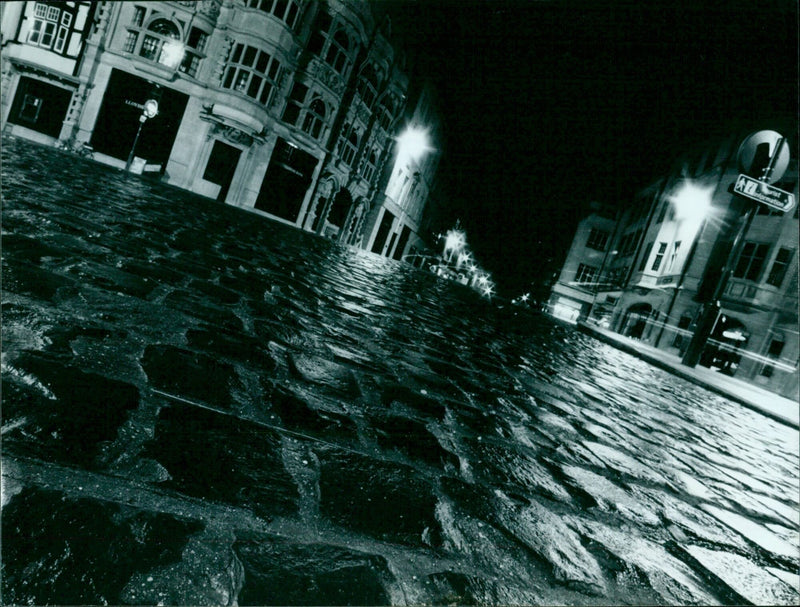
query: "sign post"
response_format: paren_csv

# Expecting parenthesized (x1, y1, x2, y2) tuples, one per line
(681, 131, 791, 368)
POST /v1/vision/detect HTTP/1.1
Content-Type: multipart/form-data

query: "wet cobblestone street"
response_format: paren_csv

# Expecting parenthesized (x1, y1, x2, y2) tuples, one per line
(2, 138, 799, 605)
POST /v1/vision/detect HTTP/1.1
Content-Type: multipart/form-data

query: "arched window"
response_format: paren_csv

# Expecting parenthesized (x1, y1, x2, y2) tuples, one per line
(378, 94, 397, 131)
(339, 124, 360, 166)
(362, 150, 377, 182)
(124, 8, 207, 76)
(302, 97, 326, 139)
(324, 29, 351, 73)
(139, 18, 184, 67)
(358, 64, 378, 107)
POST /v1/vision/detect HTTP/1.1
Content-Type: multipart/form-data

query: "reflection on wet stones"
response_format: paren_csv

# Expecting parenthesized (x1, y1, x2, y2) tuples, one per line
(4, 139, 799, 606)
(2, 352, 139, 468)
(1, 487, 202, 606)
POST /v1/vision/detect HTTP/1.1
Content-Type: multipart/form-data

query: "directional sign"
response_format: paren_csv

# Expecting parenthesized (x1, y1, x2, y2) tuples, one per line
(736, 130, 790, 184)
(733, 174, 796, 212)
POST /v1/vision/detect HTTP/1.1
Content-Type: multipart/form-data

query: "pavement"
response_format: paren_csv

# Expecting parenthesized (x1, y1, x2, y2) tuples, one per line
(577, 321, 799, 429)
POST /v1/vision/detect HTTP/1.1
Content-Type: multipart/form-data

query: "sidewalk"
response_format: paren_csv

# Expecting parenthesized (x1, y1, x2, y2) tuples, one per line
(577, 321, 799, 429)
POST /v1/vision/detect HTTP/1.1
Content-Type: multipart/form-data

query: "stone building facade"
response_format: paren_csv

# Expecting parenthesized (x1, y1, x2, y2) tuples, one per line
(549, 125, 799, 400)
(1, 0, 438, 258)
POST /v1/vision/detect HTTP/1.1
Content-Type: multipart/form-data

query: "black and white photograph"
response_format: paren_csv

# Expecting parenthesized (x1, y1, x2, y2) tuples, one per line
(1, 0, 798, 604)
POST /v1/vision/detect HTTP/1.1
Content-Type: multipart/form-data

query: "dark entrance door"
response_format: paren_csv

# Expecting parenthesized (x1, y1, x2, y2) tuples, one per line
(392, 225, 412, 260)
(8, 76, 72, 138)
(371, 210, 394, 255)
(203, 140, 241, 202)
(90, 69, 188, 170)
(255, 138, 318, 222)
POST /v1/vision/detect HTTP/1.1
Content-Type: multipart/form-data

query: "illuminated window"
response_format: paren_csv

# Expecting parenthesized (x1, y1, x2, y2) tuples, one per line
(180, 27, 208, 77)
(667, 241, 681, 271)
(586, 228, 609, 251)
(575, 263, 598, 284)
(139, 19, 183, 67)
(222, 43, 282, 105)
(733, 241, 770, 282)
(766, 247, 794, 287)
(124, 31, 138, 53)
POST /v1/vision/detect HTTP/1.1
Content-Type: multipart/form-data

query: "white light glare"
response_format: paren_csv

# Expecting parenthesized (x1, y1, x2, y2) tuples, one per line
(396, 126, 432, 163)
(670, 180, 715, 222)
(160, 40, 185, 69)
(444, 229, 466, 256)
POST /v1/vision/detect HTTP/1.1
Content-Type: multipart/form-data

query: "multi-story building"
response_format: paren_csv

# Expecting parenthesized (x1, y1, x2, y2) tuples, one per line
(1, 0, 439, 260)
(549, 124, 799, 399)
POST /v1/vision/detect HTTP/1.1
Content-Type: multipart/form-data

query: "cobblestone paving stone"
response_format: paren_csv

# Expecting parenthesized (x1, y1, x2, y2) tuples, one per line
(2, 137, 799, 605)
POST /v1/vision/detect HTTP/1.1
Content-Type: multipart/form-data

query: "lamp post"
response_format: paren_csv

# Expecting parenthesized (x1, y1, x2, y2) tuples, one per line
(653, 179, 714, 347)
(681, 131, 790, 367)
(125, 98, 159, 172)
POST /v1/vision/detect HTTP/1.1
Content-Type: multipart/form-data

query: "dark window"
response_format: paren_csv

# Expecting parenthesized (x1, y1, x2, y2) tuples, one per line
(760, 339, 785, 378)
(638, 242, 653, 271)
(651, 242, 667, 271)
(575, 263, 598, 284)
(586, 228, 609, 251)
(733, 242, 770, 281)
(133, 6, 146, 26)
(222, 44, 281, 105)
(766, 247, 794, 287)
(672, 315, 692, 348)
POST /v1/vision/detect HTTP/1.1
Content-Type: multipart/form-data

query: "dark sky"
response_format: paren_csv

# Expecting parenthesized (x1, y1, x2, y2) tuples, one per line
(378, 0, 798, 296)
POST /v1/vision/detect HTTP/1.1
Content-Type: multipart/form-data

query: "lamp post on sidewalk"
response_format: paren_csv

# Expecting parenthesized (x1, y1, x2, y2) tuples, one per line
(653, 180, 715, 348)
(125, 99, 159, 172)
(681, 131, 792, 368)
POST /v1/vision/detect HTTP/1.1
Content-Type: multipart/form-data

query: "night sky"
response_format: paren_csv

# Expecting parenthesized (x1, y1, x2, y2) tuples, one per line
(379, 0, 798, 296)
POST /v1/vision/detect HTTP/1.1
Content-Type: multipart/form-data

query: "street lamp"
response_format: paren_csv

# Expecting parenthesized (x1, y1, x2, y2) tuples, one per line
(670, 180, 715, 224)
(125, 99, 159, 172)
(395, 125, 432, 165)
(653, 179, 715, 347)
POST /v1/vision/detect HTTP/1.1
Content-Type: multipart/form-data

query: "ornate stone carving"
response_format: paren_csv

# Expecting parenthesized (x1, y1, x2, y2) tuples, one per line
(312, 60, 344, 96)
(199, 0, 221, 21)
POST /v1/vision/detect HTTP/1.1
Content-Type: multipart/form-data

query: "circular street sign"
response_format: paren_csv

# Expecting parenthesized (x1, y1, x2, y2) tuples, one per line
(737, 130, 790, 184)
(143, 99, 159, 119)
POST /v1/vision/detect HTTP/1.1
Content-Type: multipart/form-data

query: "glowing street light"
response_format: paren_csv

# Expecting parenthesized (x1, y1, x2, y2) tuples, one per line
(160, 39, 185, 69)
(396, 125, 432, 164)
(670, 180, 715, 223)
(444, 228, 466, 261)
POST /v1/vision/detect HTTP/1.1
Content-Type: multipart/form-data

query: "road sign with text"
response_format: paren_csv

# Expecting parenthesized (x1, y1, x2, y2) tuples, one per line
(733, 174, 795, 212)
